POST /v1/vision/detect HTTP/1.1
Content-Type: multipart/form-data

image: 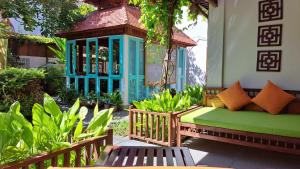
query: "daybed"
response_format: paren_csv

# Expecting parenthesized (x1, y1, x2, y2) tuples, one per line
(177, 88, 300, 155)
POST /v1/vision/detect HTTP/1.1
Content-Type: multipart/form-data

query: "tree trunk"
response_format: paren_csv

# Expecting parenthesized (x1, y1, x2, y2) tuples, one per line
(161, 0, 178, 90)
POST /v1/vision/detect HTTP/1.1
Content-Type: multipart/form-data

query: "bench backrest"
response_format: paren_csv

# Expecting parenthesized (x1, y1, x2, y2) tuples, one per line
(205, 87, 300, 106)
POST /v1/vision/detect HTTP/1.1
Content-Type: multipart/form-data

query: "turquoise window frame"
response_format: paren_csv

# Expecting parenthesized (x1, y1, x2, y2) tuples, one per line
(66, 36, 124, 97)
(128, 36, 147, 102)
(108, 35, 124, 94)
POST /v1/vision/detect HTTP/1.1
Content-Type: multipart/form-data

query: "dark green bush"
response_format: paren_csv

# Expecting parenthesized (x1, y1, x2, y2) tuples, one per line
(0, 67, 45, 116)
(44, 65, 65, 95)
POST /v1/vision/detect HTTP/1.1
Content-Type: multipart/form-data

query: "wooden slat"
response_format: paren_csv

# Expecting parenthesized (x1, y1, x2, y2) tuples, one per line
(150, 115, 154, 139)
(145, 114, 149, 138)
(104, 148, 120, 166)
(75, 148, 81, 167)
(136, 148, 145, 166)
(146, 148, 154, 166)
(114, 148, 128, 166)
(181, 148, 195, 166)
(162, 116, 166, 142)
(63, 152, 70, 167)
(51, 156, 58, 167)
(156, 115, 160, 140)
(165, 148, 174, 166)
(85, 144, 91, 166)
(94, 142, 100, 160)
(129, 108, 133, 136)
(168, 114, 173, 146)
(156, 148, 164, 166)
(140, 113, 143, 136)
(135, 112, 138, 135)
(125, 148, 137, 166)
(173, 148, 185, 166)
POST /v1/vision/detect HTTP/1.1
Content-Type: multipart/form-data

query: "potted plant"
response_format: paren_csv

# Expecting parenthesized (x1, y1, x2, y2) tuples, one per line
(102, 93, 111, 109)
(110, 90, 123, 111)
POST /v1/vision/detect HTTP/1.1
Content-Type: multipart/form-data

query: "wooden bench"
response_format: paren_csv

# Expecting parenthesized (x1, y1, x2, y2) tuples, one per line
(96, 146, 195, 166)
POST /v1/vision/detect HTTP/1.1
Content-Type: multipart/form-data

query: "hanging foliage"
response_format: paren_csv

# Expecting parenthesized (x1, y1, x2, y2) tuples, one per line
(130, 0, 207, 89)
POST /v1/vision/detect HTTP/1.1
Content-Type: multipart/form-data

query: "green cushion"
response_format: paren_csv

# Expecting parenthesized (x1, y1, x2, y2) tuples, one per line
(181, 107, 300, 138)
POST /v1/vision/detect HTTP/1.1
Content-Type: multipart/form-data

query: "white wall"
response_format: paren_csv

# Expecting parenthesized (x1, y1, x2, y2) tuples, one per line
(207, 0, 300, 90)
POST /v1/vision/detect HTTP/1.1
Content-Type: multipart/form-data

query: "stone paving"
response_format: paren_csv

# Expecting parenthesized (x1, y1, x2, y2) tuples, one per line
(113, 136, 300, 169)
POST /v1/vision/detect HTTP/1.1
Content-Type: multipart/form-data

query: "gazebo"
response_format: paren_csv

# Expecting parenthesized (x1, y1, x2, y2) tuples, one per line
(57, 0, 196, 105)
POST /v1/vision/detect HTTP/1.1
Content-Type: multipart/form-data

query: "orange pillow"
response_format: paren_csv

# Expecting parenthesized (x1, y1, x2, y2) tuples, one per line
(217, 81, 251, 111)
(252, 81, 296, 115)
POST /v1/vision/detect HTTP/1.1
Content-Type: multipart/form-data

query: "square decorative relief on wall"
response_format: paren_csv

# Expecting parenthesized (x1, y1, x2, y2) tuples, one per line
(257, 50, 282, 72)
(257, 24, 282, 47)
(259, 0, 283, 22)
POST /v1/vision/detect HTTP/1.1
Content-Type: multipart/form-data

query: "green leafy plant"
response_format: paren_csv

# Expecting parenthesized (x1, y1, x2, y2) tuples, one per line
(44, 65, 65, 95)
(0, 102, 33, 164)
(133, 89, 191, 113)
(183, 85, 205, 105)
(0, 93, 113, 165)
(110, 90, 123, 110)
(33, 93, 84, 152)
(48, 37, 66, 64)
(58, 84, 77, 105)
(0, 68, 45, 115)
(74, 103, 113, 141)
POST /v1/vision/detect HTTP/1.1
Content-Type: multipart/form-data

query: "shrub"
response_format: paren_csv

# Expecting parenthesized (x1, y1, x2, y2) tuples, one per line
(133, 89, 191, 113)
(44, 65, 65, 96)
(0, 94, 113, 165)
(183, 85, 205, 105)
(0, 67, 45, 116)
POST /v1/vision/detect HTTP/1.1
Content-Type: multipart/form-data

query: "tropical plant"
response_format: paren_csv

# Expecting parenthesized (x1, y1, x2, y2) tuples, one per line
(0, 93, 113, 165)
(74, 103, 113, 141)
(183, 85, 205, 105)
(133, 89, 191, 113)
(109, 90, 123, 109)
(48, 37, 66, 64)
(0, 102, 33, 164)
(44, 65, 65, 95)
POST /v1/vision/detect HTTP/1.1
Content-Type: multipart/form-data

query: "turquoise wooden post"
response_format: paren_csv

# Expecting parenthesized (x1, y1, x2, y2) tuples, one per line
(108, 36, 124, 94)
(176, 48, 187, 91)
(85, 38, 99, 96)
(66, 40, 76, 91)
(127, 36, 145, 102)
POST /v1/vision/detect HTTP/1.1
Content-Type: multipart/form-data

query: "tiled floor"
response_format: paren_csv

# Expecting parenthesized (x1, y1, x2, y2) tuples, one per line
(113, 136, 300, 169)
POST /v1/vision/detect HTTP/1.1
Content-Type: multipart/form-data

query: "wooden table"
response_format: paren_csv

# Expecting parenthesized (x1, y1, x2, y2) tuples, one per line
(96, 146, 195, 166)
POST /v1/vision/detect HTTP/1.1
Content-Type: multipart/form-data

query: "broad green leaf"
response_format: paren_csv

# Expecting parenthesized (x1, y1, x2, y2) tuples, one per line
(93, 102, 98, 117)
(44, 93, 62, 125)
(74, 120, 83, 139)
(68, 99, 80, 116)
(87, 108, 113, 132)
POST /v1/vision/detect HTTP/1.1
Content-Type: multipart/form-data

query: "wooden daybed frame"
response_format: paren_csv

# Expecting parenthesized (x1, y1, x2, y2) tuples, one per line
(176, 88, 300, 155)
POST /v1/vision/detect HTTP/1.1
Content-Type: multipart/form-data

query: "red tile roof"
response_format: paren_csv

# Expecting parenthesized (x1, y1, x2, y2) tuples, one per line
(62, 5, 197, 46)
